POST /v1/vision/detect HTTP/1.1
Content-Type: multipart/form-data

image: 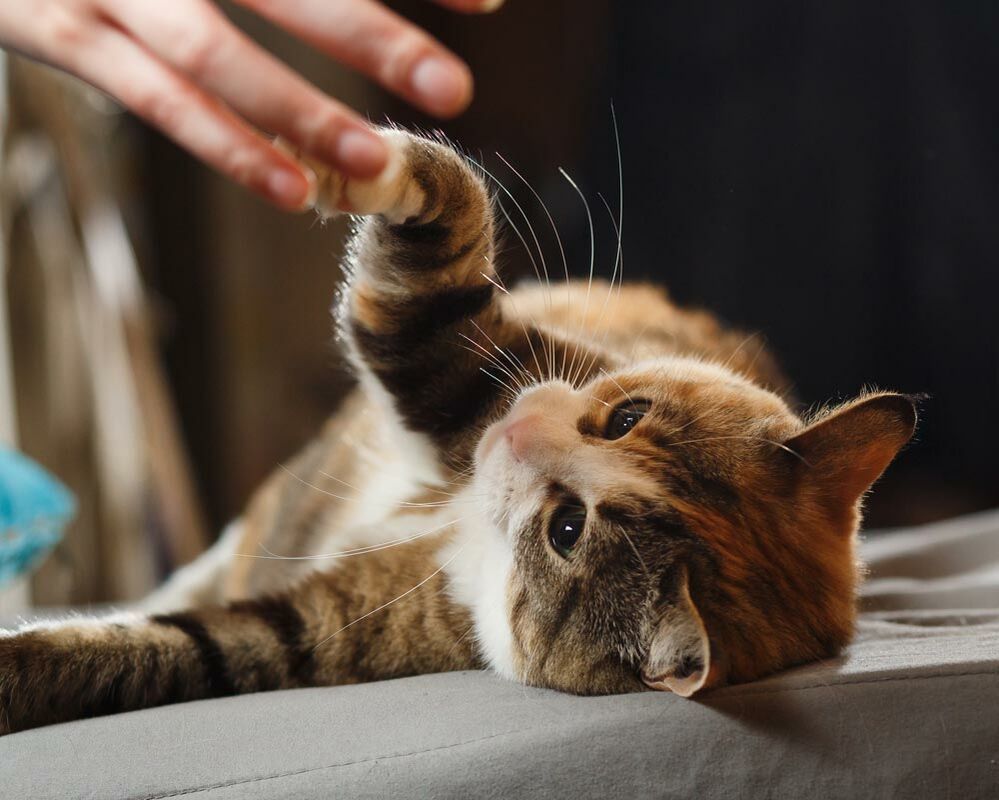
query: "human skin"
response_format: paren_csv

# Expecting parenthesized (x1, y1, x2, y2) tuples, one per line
(0, 0, 505, 209)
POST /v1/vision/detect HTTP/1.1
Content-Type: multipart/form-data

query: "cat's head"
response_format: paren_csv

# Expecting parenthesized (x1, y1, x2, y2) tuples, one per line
(473, 359, 916, 696)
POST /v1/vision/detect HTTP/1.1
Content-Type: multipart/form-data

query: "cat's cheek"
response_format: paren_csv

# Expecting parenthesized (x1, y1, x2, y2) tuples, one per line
(475, 420, 506, 462)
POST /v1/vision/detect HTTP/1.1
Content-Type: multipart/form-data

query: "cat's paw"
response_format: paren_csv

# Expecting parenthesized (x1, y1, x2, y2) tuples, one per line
(277, 130, 425, 222)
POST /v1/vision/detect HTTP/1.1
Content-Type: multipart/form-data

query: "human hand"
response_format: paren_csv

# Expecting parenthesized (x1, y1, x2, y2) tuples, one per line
(0, 0, 503, 209)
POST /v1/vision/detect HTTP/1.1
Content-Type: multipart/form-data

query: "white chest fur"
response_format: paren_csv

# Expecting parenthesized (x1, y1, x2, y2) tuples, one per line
(442, 506, 518, 680)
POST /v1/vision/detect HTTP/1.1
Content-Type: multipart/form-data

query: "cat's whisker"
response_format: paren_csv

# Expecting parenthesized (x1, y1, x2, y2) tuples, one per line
(457, 336, 526, 393)
(318, 470, 463, 500)
(280, 465, 456, 509)
(495, 152, 570, 378)
(488, 215, 548, 381)
(471, 157, 550, 296)
(457, 336, 525, 388)
(610, 102, 626, 309)
(573, 193, 623, 385)
(241, 517, 464, 562)
(468, 156, 554, 378)
(467, 320, 534, 389)
(572, 108, 626, 386)
(447, 623, 478, 658)
(312, 545, 466, 651)
(740, 336, 770, 384)
(481, 270, 509, 294)
(588, 395, 613, 408)
(664, 435, 811, 466)
(337, 441, 472, 491)
(494, 152, 553, 316)
(621, 530, 651, 581)
(559, 167, 596, 386)
(479, 265, 550, 387)
(495, 199, 545, 294)
(599, 367, 636, 408)
(662, 407, 719, 439)
(479, 367, 520, 405)
(716, 331, 763, 376)
(626, 319, 662, 361)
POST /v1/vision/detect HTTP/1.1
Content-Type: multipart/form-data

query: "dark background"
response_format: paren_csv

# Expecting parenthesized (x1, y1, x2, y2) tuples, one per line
(142, 1, 999, 533)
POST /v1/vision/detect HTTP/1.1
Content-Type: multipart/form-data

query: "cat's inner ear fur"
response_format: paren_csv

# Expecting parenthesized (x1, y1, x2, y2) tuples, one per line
(642, 570, 713, 698)
(784, 392, 918, 517)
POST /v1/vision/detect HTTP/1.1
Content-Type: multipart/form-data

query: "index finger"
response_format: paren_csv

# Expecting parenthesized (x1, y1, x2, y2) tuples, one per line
(237, 0, 474, 118)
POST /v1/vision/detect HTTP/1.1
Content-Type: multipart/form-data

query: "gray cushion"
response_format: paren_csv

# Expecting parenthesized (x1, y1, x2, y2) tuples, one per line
(3, 511, 999, 799)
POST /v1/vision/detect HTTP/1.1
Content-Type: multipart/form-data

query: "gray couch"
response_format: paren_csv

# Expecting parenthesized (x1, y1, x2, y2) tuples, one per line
(3, 510, 999, 799)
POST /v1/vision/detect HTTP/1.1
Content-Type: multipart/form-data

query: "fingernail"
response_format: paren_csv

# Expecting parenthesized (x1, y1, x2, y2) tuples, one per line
(336, 129, 389, 178)
(411, 57, 472, 116)
(479, 0, 506, 11)
(267, 166, 310, 208)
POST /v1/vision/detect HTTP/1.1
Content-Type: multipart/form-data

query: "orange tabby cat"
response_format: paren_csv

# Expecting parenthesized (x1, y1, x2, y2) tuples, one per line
(0, 129, 915, 734)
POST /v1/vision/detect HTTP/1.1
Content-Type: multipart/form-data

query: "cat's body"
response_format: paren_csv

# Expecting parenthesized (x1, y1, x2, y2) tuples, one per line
(0, 130, 915, 734)
(155, 280, 787, 609)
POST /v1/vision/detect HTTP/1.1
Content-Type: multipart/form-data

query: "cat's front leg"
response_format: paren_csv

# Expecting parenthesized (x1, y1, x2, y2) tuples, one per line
(0, 601, 331, 735)
(0, 542, 477, 734)
(0, 615, 195, 735)
(0, 609, 287, 735)
(291, 130, 584, 469)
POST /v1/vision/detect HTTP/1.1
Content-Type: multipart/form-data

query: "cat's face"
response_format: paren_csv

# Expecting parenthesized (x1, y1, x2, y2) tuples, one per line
(473, 358, 916, 696)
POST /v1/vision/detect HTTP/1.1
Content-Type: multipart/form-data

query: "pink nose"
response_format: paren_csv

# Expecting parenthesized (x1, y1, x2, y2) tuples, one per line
(504, 414, 542, 462)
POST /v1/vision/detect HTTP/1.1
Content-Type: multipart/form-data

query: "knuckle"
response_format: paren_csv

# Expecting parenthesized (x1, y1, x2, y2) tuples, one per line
(169, 19, 224, 80)
(222, 146, 267, 187)
(37, 2, 90, 57)
(132, 87, 187, 133)
(378, 33, 433, 89)
(295, 106, 346, 153)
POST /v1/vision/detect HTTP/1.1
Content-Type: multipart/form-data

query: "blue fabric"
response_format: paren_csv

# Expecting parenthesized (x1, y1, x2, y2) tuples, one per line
(0, 448, 74, 587)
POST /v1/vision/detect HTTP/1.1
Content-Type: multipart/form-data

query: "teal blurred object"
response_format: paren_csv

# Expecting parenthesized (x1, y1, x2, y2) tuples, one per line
(0, 448, 75, 587)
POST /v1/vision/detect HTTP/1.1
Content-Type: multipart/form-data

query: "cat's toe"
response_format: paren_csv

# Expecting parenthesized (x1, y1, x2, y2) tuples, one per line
(277, 130, 420, 221)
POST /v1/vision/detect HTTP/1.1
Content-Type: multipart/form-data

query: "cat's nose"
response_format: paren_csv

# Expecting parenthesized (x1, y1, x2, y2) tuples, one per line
(504, 414, 543, 462)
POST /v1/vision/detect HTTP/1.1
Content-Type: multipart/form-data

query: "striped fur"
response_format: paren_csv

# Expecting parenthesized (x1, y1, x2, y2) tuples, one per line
(0, 130, 916, 734)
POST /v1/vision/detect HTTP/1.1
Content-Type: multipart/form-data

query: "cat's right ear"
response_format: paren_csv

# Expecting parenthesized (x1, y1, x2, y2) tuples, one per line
(642, 570, 715, 698)
(783, 392, 917, 520)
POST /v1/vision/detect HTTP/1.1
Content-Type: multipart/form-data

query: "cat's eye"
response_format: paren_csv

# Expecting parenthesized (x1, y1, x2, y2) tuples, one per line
(549, 505, 587, 558)
(605, 400, 652, 440)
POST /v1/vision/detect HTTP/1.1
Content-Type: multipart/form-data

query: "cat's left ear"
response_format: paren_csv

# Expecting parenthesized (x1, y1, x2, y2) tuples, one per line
(642, 570, 714, 698)
(783, 392, 917, 517)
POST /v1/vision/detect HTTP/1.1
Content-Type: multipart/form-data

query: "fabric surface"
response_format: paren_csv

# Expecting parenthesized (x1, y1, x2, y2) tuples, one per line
(3, 510, 998, 799)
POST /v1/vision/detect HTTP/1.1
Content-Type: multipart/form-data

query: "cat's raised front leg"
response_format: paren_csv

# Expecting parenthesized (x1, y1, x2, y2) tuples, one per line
(294, 130, 583, 470)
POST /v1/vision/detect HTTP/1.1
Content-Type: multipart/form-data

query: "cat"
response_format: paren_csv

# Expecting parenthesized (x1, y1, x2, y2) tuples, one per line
(0, 128, 916, 735)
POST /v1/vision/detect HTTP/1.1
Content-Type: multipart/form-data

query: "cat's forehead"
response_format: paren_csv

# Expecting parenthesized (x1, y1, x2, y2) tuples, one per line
(574, 358, 798, 507)
(598, 356, 779, 399)
(587, 357, 794, 429)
